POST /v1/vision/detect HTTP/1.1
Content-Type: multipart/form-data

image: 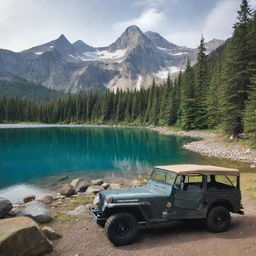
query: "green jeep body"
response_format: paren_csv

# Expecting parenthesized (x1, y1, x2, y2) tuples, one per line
(91, 164, 243, 246)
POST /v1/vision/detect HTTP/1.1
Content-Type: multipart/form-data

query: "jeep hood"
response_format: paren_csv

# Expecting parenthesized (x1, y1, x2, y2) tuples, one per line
(101, 182, 172, 201)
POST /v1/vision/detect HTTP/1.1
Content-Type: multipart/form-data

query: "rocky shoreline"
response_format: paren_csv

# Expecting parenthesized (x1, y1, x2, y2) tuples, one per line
(150, 127, 256, 166)
(0, 176, 145, 256)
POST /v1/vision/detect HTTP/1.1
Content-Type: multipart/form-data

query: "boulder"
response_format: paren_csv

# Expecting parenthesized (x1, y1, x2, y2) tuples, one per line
(130, 180, 143, 187)
(41, 226, 62, 240)
(70, 178, 92, 192)
(60, 184, 75, 197)
(8, 204, 23, 217)
(93, 193, 100, 205)
(109, 183, 121, 190)
(0, 197, 13, 218)
(67, 205, 88, 216)
(101, 182, 110, 189)
(0, 217, 52, 256)
(23, 195, 36, 204)
(91, 179, 104, 185)
(86, 185, 104, 194)
(22, 201, 52, 223)
(38, 195, 54, 204)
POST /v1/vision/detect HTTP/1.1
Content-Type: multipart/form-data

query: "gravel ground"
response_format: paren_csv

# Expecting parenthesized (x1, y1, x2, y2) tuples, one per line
(47, 198, 256, 256)
(151, 127, 256, 165)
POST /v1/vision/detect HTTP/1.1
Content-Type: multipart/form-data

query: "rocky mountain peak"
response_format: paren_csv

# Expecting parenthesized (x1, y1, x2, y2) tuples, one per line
(108, 25, 150, 52)
(205, 39, 225, 53)
(145, 31, 177, 49)
(73, 40, 95, 53)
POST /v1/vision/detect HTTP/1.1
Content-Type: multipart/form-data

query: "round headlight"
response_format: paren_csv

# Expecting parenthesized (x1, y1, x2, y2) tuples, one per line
(107, 197, 113, 203)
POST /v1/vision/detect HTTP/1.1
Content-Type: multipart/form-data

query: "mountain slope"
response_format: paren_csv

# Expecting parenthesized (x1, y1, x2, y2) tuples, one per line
(0, 73, 63, 102)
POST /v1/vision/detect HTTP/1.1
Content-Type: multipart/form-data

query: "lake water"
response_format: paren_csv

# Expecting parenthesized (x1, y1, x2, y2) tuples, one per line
(0, 126, 252, 202)
(0, 126, 200, 190)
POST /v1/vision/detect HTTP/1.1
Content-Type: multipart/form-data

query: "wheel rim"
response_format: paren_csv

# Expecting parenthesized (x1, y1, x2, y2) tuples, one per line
(214, 214, 228, 225)
(114, 221, 129, 236)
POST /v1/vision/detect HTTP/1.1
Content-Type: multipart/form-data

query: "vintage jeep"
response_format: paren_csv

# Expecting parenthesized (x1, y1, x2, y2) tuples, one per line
(90, 164, 244, 246)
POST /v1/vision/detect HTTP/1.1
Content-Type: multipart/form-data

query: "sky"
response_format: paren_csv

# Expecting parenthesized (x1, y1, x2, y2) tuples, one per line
(0, 0, 256, 52)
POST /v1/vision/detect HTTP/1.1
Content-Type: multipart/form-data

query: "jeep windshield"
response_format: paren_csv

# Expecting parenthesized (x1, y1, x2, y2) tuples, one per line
(150, 168, 177, 185)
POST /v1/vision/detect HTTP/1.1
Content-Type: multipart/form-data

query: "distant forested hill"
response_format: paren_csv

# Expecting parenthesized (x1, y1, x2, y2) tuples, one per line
(0, 78, 63, 102)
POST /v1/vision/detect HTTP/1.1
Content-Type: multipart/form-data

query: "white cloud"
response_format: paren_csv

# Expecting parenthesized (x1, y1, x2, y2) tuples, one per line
(113, 8, 166, 33)
(134, 0, 175, 7)
(203, 0, 240, 40)
(166, 0, 241, 48)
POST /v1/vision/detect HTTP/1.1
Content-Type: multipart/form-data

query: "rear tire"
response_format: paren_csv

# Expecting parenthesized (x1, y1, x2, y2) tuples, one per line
(105, 213, 138, 246)
(206, 206, 231, 233)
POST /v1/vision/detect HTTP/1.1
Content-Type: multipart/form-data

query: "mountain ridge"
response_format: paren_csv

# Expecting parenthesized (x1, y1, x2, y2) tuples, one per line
(0, 25, 225, 93)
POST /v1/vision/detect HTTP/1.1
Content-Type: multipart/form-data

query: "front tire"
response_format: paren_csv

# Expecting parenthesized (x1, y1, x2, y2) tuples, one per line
(206, 206, 231, 233)
(105, 213, 138, 246)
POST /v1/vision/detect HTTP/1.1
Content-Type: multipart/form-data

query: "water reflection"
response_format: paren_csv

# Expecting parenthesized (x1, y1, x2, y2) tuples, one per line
(0, 127, 197, 188)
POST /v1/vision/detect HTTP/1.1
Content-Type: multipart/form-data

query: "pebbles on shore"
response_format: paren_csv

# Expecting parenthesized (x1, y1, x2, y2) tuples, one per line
(151, 127, 256, 165)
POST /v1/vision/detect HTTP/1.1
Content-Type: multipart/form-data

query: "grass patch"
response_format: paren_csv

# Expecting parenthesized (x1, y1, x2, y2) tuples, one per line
(61, 194, 95, 210)
(53, 212, 77, 223)
(241, 173, 256, 199)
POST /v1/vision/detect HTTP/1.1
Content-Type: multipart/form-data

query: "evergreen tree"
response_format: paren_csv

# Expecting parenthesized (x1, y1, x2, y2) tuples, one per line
(195, 35, 208, 129)
(179, 60, 197, 130)
(222, 0, 252, 136)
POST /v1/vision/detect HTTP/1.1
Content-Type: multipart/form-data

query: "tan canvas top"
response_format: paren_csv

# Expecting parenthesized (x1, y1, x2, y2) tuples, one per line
(155, 164, 240, 176)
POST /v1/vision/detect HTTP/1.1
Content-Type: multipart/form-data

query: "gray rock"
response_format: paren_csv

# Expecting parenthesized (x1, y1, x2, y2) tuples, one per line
(0, 216, 52, 256)
(0, 197, 13, 218)
(8, 204, 23, 217)
(23, 195, 36, 203)
(38, 195, 54, 204)
(70, 178, 92, 192)
(60, 184, 75, 197)
(91, 179, 104, 185)
(41, 226, 62, 240)
(86, 185, 104, 194)
(130, 180, 143, 187)
(109, 183, 121, 190)
(101, 182, 110, 189)
(93, 193, 100, 206)
(22, 201, 52, 223)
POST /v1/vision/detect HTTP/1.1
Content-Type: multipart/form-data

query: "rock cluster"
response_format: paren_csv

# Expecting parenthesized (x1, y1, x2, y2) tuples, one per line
(0, 176, 145, 255)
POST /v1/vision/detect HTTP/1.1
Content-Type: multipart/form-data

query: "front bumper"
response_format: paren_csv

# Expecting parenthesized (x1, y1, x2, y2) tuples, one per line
(89, 207, 107, 221)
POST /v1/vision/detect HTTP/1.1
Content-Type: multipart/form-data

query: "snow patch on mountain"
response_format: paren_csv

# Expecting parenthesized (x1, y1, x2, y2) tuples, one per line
(136, 75, 143, 90)
(170, 52, 188, 56)
(154, 66, 180, 79)
(80, 49, 127, 62)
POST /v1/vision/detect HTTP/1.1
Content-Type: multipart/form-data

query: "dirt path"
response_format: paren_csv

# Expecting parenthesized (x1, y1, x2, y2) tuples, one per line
(47, 198, 256, 256)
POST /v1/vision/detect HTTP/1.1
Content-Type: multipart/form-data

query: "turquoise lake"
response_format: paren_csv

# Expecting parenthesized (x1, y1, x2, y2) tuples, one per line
(0, 126, 201, 190)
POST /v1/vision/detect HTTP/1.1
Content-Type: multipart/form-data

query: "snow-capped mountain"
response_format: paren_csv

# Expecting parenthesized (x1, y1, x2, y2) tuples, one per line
(0, 25, 225, 93)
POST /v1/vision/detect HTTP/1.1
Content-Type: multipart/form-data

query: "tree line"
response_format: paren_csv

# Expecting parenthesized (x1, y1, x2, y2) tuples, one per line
(0, 0, 255, 146)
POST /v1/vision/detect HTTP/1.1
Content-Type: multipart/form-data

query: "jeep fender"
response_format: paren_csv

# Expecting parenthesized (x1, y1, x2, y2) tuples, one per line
(207, 200, 234, 216)
(103, 202, 150, 222)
